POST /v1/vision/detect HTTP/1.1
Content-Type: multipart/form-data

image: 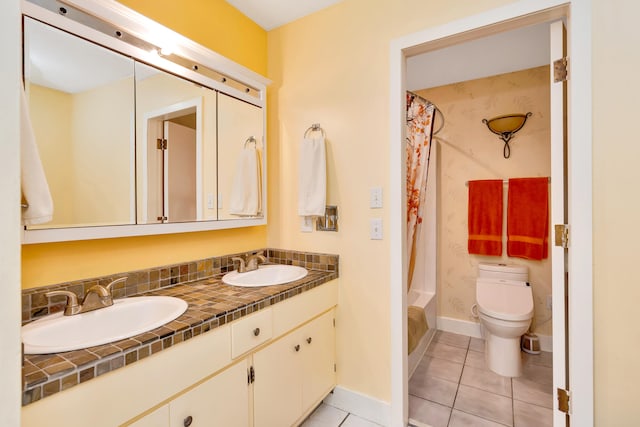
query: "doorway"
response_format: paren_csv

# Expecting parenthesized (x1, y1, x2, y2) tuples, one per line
(389, 1, 593, 426)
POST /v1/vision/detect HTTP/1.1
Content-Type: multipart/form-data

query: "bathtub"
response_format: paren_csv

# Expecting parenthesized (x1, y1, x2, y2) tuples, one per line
(408, 289, 437, 377)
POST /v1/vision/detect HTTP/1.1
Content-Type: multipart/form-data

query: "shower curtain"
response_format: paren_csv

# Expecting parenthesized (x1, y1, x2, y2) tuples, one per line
(406, 92, 435, 289)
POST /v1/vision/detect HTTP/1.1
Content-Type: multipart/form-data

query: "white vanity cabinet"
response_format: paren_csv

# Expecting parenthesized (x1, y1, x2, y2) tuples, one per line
(22, 280, 338, 427)
(253, 309, 336, 427)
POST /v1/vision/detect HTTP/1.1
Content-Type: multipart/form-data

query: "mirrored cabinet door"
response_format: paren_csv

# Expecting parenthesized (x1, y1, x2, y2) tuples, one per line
(134, 62, 218, 224)
(24, 17, 136, 229)
(217, 93, 264, 220)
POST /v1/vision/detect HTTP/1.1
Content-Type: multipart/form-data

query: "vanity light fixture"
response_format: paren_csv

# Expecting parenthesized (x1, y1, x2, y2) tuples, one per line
(482, 112, 532, 158)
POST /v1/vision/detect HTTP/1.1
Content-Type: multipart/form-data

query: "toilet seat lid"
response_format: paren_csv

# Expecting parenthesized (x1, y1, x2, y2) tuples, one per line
(476, 278, 534, 321)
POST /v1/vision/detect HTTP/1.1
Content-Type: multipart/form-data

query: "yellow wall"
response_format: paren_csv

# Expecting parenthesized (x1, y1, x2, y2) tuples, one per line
(116, 0, 267, 76)
(267, 0, 514, 402)
(593, 0, 640, 423)
(21, 0, 268, 289)
(416, 66, 552, 337)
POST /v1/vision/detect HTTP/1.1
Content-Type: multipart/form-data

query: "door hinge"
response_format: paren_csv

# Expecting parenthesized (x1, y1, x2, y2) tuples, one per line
(557, 388, 571, 414)
(554, 224, 569, 248)
(247, 366, 255, 384)
(333, 318, 336, 328)
(554, 57, 568, 82)
(334, 363, 337, 373)
(157, 138, 167, 150)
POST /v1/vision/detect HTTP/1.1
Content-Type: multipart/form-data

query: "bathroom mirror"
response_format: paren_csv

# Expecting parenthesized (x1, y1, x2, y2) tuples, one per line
(23, 17, 136, 229)
(21, 0, 269, 243)
(135, 62, 218, 224)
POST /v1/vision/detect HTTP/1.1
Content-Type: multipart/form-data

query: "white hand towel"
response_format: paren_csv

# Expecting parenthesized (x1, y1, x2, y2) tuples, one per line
(21, 84, 53, 225)
(298, 136, 326, 217)
(229, 146, 262, 216)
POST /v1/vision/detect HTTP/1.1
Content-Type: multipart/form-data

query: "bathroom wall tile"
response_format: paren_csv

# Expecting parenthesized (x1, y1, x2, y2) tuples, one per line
(426, 341, 468, 364)
(408, 395, 451, 427)
(448, 409, 508, 427)
(414, 355, 464, 383)
(513, 400, 552, 427)
(409, 373, 458, 407)
(453, 385, 513, 426)
(464, 350, 486, 369)
(434, 330, 471, 349)
(512, 377, 553, 409)
(460, 365, 512, 397)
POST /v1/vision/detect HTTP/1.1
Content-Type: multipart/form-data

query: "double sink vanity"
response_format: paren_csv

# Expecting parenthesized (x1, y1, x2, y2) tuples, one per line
(22, 250, 339, 427)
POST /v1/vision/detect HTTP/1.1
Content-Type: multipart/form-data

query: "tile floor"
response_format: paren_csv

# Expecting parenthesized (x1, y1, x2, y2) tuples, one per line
(408, 331, 553, 427)
(300, 330, 553, 427)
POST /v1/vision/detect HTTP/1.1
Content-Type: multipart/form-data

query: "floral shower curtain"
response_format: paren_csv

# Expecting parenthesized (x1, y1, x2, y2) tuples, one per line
(406, 92, 435, 289)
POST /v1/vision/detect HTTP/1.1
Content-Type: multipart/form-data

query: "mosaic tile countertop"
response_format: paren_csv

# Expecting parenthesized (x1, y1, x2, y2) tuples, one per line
(22, 265, 337, 406)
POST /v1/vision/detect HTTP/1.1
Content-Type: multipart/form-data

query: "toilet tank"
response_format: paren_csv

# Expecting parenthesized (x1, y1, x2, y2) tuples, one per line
(478, 263, 528, 282)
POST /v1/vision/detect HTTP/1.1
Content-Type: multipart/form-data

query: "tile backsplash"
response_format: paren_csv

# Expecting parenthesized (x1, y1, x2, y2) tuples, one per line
(22, 248, 338, 324)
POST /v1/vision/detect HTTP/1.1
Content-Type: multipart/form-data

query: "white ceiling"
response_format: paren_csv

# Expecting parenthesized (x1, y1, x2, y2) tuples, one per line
(224, 0, 344, 30)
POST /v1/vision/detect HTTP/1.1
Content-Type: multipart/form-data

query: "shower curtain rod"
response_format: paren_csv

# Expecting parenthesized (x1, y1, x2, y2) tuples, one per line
(407, 91, 445, 135)
(464, 177, 551, 187)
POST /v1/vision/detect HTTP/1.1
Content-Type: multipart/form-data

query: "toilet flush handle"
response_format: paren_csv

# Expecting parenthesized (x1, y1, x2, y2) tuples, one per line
(470, 304, 479, 319)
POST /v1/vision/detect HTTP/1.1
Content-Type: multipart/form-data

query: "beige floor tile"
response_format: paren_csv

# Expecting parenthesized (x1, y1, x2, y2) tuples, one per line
(409, 395, 451, 427)
(464, 350, 486, 369)
(300, 403, 348, 426)
(512, 377, 553, 409)
(426, 341, 468, 364)
(341, 414, 383, 427)
(434, 330, 471, 349)
(409, 373, 458, 407)
(513, 400, 552, 427)
(469, 337, 485, 353)
(414, 355, 464, 383)
(454, 385, 513, 426)
(520, 362, 553, 388)
(522, 351, 553, 368)
(460, 365, 512, 397)
(448, 410, 510, 427)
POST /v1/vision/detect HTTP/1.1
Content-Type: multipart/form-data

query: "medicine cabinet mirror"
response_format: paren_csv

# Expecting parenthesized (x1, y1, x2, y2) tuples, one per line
(21, 0, 268, 243)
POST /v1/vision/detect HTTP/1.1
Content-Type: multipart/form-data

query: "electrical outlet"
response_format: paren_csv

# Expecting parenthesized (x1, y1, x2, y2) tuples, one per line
(207, 193, 215, 209)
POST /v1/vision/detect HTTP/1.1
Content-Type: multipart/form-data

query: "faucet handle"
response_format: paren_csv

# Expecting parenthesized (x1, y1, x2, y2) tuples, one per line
(45, 290, 80, 316)
(105, 277, 128, 294)
(231, 257, 246, 273)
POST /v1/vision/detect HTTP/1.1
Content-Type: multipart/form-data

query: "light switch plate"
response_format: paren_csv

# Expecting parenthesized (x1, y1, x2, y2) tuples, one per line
(370, 218, 383, 240)
(370, 187, 383, 208)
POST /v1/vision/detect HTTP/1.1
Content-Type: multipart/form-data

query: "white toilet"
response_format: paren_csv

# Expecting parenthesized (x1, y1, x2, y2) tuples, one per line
(476, 262, 533, 377)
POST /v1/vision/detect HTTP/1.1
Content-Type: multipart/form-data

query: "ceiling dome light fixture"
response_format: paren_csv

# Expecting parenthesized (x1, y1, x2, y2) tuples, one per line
(482, 112, 532, 158)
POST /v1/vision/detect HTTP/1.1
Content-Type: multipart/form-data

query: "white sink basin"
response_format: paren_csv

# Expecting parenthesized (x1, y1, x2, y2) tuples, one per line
(222, 265, 308, 287)
(22, 296, 188, 354)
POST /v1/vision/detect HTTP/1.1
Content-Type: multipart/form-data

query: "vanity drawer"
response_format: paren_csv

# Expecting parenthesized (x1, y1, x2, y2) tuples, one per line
(231, 308, 273, 358)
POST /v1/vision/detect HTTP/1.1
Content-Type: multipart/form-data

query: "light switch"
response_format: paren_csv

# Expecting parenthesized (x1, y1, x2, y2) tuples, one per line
(370, 187, 383, 208)
(370, 218, 383, 240)
(300, 216, 313, 233)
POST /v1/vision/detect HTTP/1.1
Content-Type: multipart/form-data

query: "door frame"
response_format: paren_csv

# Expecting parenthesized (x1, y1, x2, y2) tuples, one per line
(389, 0, 593, 426)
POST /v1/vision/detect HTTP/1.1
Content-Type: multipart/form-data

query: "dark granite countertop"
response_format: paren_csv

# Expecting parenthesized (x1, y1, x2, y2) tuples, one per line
(22, 266, 337, 406)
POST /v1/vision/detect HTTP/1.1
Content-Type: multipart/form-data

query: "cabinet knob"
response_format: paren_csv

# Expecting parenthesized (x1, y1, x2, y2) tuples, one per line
(183, 415, 193, 427)
(306, 337, 312, 344)
(294, 344, 301, 352)
(253, 327, 260, 336)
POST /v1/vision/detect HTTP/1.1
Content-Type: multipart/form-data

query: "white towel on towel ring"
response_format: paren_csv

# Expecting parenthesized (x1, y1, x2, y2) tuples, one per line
(229, 146, 262, 216)
(298, 136, 326, 217)
(21, 83, 54, 225)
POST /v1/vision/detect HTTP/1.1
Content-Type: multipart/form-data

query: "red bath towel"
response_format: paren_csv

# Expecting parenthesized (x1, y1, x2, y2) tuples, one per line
(468, 180, 503, 256)
(507, 177, 549, 260)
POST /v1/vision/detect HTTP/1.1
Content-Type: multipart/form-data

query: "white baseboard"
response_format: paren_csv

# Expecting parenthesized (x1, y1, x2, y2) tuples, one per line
(436, 316, 482, 338)
(323, 386, 390, 426)
(436, 316, 553, 352)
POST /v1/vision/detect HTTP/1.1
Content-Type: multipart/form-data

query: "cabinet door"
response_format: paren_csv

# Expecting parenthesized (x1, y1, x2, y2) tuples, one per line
(301, 310, 336, 412)
(128, 405, 169, 427)
(169, 360, 250, 427)
(252, 331, 302, 427)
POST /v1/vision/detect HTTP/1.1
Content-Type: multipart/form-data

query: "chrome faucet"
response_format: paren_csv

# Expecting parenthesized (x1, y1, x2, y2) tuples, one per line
(45, 277, 127, 316)
(231, 253, 267, 273)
